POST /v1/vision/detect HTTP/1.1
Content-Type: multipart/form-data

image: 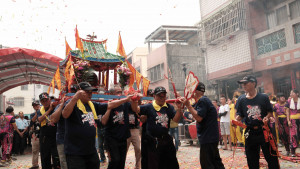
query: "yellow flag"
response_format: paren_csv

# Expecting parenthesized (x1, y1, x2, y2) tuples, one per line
(65, 38, 72, 57)
(47, 77, 55, 94)
(136, 71, 142, 90)
(54, 67, 61, 91)
(126, 60, 135, 88)
(52, 78, 55, 94)
(116, 32, 126, 58)
(75, 25, 84, 53)
(142, 78, 150, 96)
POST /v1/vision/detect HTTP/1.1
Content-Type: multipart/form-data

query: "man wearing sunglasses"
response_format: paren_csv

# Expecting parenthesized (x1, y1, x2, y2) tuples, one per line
(132, 86, 183, 169)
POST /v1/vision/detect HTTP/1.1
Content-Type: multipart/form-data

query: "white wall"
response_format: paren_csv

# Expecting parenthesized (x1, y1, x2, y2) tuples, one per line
(3, 84, 59, 116)
(200, 0, 232, 19)
(206, 31, 251, 73)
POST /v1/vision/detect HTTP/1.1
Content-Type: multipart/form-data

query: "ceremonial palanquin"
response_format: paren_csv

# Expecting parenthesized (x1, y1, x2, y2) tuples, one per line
(55, 27, 151, 101)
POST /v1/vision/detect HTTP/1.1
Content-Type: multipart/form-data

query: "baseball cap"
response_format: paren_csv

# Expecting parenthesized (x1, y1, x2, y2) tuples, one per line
(147, 89, 154, 96)
(32, 101, 40, 106)
(196, 82, 205, 92)
(78, 82, 97, 91)
(237, 75, 257, 84)
(154, 86, 167, 95)
(39, 92, 49, 101)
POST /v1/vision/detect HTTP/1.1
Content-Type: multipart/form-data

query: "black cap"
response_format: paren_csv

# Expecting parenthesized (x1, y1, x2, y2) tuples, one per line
(154, 86, 167, 95)
(237, 75, 257, 84)
(196, 82, 205, 92)
(39, 92, 49, 101)
(147, 89, 154, 96)
(32, 101, 40, 106)
(78, 82, 97, 91)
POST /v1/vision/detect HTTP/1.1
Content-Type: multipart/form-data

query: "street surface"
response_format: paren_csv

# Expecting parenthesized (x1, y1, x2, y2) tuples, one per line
(6, 142, 300, 169)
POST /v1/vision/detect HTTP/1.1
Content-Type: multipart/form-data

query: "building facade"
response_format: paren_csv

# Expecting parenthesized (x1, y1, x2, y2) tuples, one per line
(198, 0, 300, 99)
(3, 84, 59, 116)
(145, 26, 206, 99)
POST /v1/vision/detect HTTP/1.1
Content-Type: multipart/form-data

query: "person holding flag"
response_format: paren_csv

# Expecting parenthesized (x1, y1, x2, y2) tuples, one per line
(183, 82, 225, 169)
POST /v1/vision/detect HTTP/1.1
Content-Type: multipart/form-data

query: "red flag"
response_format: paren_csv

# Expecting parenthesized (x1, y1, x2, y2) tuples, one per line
(75, 25, 84, 53)
(116, 32, 126, 58)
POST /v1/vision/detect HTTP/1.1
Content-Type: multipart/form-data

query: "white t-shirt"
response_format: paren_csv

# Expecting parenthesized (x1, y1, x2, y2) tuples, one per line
(219, 104, 230, 122)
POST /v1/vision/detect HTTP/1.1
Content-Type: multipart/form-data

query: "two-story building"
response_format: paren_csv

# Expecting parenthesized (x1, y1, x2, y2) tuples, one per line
(144, 25, 206, 99)
(198, 0, 300, 99)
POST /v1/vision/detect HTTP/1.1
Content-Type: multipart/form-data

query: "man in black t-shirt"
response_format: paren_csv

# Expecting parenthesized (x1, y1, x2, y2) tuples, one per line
(183, 82, 224, 169)
(133, 86, 183, 169)
(62, 82, 133, 169)
(101, 86, 137, 169)
(235, 75, 279, 169)
(37, 93, 60, 169)
(127, 101, 141, 169)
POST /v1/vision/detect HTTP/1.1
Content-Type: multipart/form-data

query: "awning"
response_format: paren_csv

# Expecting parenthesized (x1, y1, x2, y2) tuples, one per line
(0, 47, 64, 94)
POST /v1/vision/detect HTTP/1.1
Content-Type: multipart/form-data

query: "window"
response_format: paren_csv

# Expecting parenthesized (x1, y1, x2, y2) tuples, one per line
(148, 63, 164, 82)
(276, 6, 288, 25)
(256, 29, 287, 56)
(290, 0, 300, 20)
(127, 57, 132, 64)
(293, 23, 300, 43)
(13, 97, 24, 107)
(203, 0, 246, 42)
(267, 12, 277, 28)
(21, 85, 28, 90)
(267, 6, 288, 28)
(43, 85, 48, 92)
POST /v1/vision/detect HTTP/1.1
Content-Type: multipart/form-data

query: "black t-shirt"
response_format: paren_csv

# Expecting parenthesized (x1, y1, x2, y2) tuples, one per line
(194, 96, 219, 144)
(54, 103, 66, 145)
(37, 108, 56, 137)
(29, 112, 40, 137)
(140, 103, 175, 137)
(105, 102, 131, 140)
(128, 107, 139, 129)
(184, 111, 193, 124)
(236, 93, 272, 127)
(64, 101, 108, 155)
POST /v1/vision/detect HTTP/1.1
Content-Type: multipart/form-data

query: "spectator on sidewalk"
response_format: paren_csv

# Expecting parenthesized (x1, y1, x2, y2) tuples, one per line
(219, 96, 232, 150)
(1, 106, 21, 166)
(14, 111, 29, 155)
(29, 101, 41, 169)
